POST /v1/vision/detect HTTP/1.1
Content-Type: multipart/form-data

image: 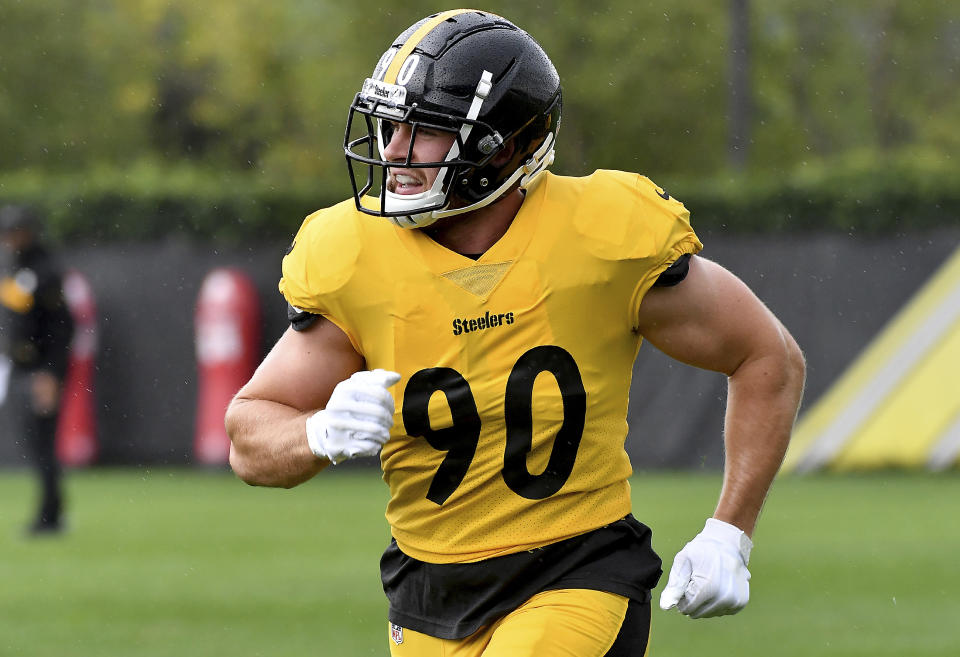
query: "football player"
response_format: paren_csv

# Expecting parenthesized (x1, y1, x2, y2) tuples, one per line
(1, 204, 74, 536)
(226, 9, 806, 656)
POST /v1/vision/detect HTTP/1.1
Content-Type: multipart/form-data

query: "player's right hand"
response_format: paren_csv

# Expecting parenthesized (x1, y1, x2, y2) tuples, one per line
(305, 369, 401, 464)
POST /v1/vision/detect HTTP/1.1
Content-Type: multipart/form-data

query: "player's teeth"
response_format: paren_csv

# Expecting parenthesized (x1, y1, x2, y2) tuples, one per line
(395, 175, 419, 186)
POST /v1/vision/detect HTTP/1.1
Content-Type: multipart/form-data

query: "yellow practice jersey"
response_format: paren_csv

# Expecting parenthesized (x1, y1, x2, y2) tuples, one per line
(280, 170, 702, 564)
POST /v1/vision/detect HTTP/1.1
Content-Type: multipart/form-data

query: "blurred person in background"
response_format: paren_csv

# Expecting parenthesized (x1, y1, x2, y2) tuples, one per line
(0, 204, 74, 536)
(227, 9, 805, 656)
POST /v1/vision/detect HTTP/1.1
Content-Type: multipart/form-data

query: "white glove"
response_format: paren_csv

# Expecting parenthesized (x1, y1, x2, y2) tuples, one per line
(305, 369, 401, 464)
(659, 518, 753, 619)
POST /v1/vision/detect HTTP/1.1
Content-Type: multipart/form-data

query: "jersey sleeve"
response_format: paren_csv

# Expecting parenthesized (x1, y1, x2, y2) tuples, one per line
(631, 174, 701, 271)
(624, 174, 702, 325)
(277, 203, 364, 347)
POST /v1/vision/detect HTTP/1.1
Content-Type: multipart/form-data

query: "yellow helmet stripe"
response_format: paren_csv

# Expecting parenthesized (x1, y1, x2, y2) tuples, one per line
(383, 9, 475, 84)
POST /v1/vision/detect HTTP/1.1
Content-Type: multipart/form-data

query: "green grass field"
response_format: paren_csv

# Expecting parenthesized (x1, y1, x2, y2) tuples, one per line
(1, 468, 958, 656)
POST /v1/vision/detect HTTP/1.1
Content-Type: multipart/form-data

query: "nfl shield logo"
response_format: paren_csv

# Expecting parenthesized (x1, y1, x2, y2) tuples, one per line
(390, 623, 404, 645)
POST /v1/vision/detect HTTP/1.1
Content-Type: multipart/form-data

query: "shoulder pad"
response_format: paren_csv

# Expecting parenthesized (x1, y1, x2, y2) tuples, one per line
(565, 170, 699, 262)
(279, 201, 364, 312)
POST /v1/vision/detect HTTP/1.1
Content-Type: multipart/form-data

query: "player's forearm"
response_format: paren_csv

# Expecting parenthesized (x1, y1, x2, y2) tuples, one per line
(714, 330, 805, 537)
(225, 397, 329, 488)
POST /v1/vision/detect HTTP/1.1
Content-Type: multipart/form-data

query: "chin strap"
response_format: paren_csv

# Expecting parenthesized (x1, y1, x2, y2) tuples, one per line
(519, 133, 556, 187)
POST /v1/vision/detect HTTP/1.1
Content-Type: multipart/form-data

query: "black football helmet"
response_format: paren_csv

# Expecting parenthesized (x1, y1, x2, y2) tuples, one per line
(344, 9, 562, 228)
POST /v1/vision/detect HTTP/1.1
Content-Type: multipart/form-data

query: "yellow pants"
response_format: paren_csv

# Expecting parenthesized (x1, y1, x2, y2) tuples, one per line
(388, 589, 650, 657)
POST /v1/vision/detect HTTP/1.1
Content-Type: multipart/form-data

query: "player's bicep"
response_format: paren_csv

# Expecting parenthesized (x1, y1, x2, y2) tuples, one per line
(236, 316, 365, 412)
(636, 256, 785, 376)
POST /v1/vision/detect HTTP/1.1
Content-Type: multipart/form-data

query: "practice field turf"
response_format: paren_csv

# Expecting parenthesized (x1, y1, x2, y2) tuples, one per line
(1, 468, 958, 657)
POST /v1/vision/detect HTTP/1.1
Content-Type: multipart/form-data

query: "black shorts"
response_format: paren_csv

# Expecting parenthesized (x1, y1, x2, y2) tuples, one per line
(381, 514, 663, 640)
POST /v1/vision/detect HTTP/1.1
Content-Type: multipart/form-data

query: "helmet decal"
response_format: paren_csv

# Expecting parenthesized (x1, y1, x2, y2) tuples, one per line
(371, 49, 397, 82)
(379, 9, 474, 85)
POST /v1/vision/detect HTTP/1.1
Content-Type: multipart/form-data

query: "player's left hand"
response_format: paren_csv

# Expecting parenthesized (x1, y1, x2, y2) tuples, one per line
(658, 518, 752, 619)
